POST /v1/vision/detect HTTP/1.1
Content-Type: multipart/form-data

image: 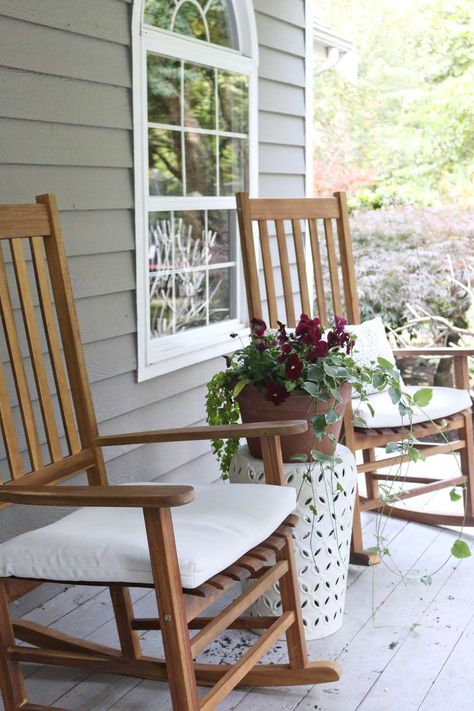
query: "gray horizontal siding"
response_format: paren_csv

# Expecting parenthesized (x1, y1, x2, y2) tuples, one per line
(0, 0, 310, 540)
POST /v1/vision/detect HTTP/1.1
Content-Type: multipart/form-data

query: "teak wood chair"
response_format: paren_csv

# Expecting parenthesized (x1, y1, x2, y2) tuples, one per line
(236, 191, 474, 565)
(0, 195, 341, 711)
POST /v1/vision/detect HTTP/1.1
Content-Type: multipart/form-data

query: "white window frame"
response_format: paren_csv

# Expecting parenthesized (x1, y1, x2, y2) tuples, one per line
(132, 1, 259, 381)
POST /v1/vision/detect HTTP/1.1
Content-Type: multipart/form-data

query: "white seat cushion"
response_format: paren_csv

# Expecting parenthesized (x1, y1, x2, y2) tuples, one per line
(353, 385, 472, 429)
(348, 317, 403, 395)
(0, 483, 296, 589)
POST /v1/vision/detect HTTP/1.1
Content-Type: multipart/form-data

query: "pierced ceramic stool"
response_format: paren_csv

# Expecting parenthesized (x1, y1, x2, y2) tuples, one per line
(229, 444, 357, 639)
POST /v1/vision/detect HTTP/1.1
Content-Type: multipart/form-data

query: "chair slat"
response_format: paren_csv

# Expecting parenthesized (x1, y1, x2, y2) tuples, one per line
(0, 358, 24, 479)
(308, 220, 328, 326)
(257, 220, 278, 327)
(275, 220, 296, 326)
(11, 239, 62, 462)
(30, 237, 81, 455)
(0, 247, 42, 470)
(291, 219, 311, 315)
(0, 205, 51, 239)
(323, 218, 342, 317)
(248, 198, 340, 221)
(334, 192, 360, 322)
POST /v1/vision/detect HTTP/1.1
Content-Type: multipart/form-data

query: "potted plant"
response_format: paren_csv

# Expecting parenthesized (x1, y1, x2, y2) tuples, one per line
(206, 314, 405, 476)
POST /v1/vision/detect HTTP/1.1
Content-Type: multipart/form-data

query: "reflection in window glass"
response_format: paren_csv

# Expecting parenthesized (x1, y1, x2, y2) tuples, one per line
(144, 0, 238, 50)
(173, 211, 206, 269)
(185, 133, 217, 196)
(148, 129, 183, 196)
(208, 210, 235, 264)
(207, 0, 236, 48)
(184, 63, 216, 130)
(219, 137, 248, 196)
(218, 72, 248, 134)
(144, 0, 173, 30)
(148, 210, 237, 336)
(173, 2, 207, 41)
(147, 55, 181, 126)
(209, 268, 231, 323)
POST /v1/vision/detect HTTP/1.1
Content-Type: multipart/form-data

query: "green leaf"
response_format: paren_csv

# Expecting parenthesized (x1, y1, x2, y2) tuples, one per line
(450, 488, 462, 502)
(451, 539, 471, 559)
(388, 385, 401, 405)
(367, 402, 375, 418)
(311, 414, 327, 439)
(413, 388, 433, 407)
(352, 415, 369, 428)
(377, 356, 395, 370)
(421, 575, 432, 586)
(372, 372, 385, 390)
(386, 441, 402, 454)
(291, 453, 309, 463)
(323, 362, 338, 377)
(232, 378, 249, 398)
(302, 381, 319, 397)
(407, 446, 422, 463)
(325, 408, 340, 425)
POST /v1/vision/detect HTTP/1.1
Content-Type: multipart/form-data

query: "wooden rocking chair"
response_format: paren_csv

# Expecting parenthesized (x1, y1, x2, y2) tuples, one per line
(236, 191, 474, 565)
(0, 195, 341, 711)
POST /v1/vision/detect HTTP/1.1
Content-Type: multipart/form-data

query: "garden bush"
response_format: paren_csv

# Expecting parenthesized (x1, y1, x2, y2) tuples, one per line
(350, 205, 474, 341)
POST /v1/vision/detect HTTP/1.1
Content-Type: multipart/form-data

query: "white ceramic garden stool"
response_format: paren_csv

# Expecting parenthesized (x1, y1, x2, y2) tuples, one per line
(229, 443, 357, 640)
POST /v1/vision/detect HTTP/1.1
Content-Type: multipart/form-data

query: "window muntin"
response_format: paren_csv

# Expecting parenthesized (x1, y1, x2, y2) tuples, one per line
(144, 0, 238, 49)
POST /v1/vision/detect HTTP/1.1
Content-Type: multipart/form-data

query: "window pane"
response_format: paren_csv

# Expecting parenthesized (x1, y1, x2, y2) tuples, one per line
(208, 210, 236, 264)
(175, 270, 207, 331)
(173, 211, 206, 269)
(184, 63, 216, 130)
(150, 272, 174, 336)
(209, 267, 232, 323)
(218, 72, 248, 134)
(219, 137, 248, 195)
(149, 211, 172, 273)
(147, 55, 181, 126)
(185, 133, 217, 196)
(207, 0, 236, 48)
(149, 129, 183, 196)
(144, 0, 172, 29)
(173, 2, 207, 42)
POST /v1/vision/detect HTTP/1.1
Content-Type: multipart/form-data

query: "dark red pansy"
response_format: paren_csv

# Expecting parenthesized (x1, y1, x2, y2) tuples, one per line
(285, 353, 303, 380)
(265, 380, 289, 406)
(276, 320, 289, 344)
(295, 313, 322, 345)
(334, 315, 348, 331)
(277, 342, 293, 363)
(256, 341, 268, 352)
(308, 340, 329, 361)
(250, 318, 267, 338)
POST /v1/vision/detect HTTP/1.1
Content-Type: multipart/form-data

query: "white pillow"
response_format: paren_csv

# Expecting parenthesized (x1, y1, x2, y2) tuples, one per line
(347, 317, 403, 395)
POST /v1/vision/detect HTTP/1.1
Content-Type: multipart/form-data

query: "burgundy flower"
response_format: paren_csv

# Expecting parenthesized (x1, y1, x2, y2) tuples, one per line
(277, 342, 293, 363)
(285, 353, 303, 379)
(308, 340, 329, 361)
(334, 315, 348, 331)
(256, 341, 268, 352)
(295, 313, 322, 346)
(265, 381, 289, 406)
(276, 320, 289, 344)
(250, 318, 267, 338)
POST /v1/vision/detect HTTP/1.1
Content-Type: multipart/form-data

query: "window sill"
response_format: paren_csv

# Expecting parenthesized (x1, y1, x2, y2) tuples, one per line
(137, 322, 248, 381)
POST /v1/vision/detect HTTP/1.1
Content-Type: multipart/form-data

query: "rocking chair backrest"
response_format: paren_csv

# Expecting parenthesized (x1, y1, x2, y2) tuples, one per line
(236, 191, 361, 329)
(0, 194, 106, 501)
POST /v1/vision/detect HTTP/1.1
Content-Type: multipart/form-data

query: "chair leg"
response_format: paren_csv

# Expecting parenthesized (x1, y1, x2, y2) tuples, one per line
(363, 447, 379, 500)
(109, 585, 142, 660)
(143, 507, 200, 711)
(460, 411, 474, 517)
(0, 580, 28, 710)
(277, 534, 308, 670)
(349, 480, 380, 566)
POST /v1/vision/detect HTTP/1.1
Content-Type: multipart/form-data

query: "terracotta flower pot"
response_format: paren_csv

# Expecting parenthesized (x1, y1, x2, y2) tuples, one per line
(237, 382, 352, 462)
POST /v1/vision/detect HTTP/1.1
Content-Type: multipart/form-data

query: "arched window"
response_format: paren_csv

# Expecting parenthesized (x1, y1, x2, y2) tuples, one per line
(133, 0, 258, 379)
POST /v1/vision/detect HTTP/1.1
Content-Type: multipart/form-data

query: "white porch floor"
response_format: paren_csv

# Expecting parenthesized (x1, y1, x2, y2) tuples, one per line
(4, 454, 474, 711)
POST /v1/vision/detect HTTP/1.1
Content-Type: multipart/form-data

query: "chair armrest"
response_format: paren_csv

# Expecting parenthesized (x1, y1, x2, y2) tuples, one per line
(95, 420, 308, 448)
(0, 484, 194, 509)
(392, 348, 474, 358)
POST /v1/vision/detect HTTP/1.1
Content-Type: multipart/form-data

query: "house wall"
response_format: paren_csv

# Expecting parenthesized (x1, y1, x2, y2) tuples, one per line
(0, 0, 309, 540)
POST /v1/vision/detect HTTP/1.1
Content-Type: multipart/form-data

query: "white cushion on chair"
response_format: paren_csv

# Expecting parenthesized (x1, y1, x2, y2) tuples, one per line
(0, 483, 296, 589)
(348, 317, 403, 395)
(353, 385, 472, 429)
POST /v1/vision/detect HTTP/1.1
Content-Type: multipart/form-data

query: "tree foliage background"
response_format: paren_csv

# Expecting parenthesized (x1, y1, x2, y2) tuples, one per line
(314, 0, 474, 207)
